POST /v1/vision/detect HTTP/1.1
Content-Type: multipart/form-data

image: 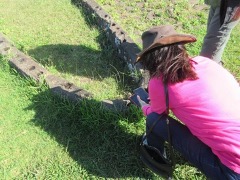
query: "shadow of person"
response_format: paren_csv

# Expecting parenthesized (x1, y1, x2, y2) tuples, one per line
(26, 87, 155, 179)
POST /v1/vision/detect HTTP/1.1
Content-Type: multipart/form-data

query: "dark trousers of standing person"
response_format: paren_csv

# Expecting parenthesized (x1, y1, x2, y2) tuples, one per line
(146, 112, 240, 180)
(200, 0, 240, 64)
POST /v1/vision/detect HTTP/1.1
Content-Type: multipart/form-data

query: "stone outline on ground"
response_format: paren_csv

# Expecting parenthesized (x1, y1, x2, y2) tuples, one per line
(72, 0, 149, 88)
(0, 34, 93, 101)
(0, 0, 149, 111)
(0, 34, 130, 111)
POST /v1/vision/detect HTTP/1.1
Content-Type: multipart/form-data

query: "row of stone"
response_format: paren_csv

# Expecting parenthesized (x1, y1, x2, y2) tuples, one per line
(0, 0, 147, 111)
(74, 0, 148, 87)
(0, 34, 92, 101)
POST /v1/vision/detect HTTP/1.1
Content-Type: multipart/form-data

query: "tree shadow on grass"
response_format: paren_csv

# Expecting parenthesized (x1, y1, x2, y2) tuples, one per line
(28, 43, 121, 80)
(28, 41, 135, 93)
(68, 0, 143, 88)
(27, 88, 156, 179)
(27, 0, 139, 96)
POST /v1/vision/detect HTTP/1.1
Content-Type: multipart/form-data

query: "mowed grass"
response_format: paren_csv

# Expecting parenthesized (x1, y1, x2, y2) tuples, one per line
(0, 56, 150, 179)
(0, 57, 83, 179)
(0, 0, 131, 101)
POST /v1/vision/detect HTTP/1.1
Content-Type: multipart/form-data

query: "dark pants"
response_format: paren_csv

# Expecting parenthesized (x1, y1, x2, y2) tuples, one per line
(146, 112, 240, 180)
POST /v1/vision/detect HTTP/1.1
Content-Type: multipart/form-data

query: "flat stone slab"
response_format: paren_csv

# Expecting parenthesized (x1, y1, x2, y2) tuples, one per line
(101, 99, 130, 112)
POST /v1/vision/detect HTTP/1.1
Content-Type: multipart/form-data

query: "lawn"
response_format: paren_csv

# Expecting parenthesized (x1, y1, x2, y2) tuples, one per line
(0, 0, 239, 179)
(0, 0, 132, 101)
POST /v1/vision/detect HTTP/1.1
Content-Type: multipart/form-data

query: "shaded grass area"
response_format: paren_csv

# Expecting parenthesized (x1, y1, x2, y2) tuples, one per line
(0, 56, 150, 179)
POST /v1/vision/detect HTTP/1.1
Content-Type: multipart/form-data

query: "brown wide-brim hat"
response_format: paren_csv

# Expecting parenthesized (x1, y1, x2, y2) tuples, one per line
(136, 25, 197, 62)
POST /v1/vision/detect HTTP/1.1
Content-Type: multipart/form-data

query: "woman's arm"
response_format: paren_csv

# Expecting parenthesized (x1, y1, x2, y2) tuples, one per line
(141, 78, 166, 116)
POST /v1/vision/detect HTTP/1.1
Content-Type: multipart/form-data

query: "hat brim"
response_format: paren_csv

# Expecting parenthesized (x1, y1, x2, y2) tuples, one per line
(136, 34, 196, 63)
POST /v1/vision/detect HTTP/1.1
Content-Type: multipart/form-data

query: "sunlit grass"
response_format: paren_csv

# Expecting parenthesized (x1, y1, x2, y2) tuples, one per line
(0, 0, 130, 100)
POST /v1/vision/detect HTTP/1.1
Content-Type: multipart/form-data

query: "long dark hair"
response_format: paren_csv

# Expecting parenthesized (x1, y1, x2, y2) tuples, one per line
(140, 44, 198, 84)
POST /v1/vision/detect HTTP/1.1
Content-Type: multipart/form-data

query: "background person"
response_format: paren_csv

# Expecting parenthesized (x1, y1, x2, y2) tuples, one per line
(200, 0, 240, 64)
(136, 25, 240, 179)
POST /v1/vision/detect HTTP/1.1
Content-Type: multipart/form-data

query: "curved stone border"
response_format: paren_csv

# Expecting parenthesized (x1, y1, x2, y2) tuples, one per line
(0, 33, 129, 111)
(0, 34, 92, 101)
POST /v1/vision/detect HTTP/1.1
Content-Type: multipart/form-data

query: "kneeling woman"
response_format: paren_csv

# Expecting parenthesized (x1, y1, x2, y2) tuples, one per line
(136, 25, 240, 179)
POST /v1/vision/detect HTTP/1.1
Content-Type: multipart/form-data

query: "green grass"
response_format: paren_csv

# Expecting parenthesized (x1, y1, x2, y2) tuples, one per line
(0, 0, 239, 179)
(0, 57, 81, 179)
(0, 0, 132, 101)
(0, 56, 150, 179)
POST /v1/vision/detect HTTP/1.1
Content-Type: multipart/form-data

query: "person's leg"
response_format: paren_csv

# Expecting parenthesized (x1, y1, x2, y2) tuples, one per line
(146, 114, 165, 155)
(146, 112, 240, 179)
(206, 5, 216, 28)
(200, 2, 240, 64)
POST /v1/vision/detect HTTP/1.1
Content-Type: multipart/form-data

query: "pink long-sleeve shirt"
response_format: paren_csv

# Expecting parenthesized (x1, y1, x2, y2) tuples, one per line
(142, 56, 240, 173)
